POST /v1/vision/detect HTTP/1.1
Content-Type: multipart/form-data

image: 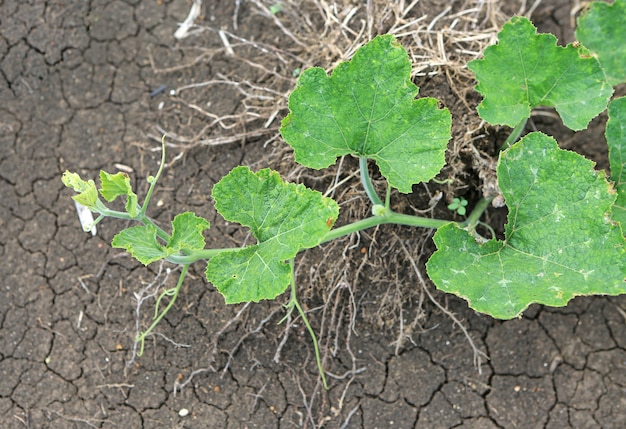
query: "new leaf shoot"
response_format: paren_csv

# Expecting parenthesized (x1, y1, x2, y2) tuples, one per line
(62, 171, 100, 210)
(99, 171, 139, 217)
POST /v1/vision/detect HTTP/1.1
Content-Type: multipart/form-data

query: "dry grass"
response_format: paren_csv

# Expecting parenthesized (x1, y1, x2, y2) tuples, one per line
(147, 0, 544, 201)
(149, 0, 541, 151)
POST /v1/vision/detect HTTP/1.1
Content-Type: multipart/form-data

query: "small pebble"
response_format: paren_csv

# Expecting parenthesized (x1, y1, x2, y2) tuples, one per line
(178, 408, 189, 417)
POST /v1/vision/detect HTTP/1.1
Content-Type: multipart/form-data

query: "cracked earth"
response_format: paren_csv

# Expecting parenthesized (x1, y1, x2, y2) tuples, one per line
(1, 0, 625, 428)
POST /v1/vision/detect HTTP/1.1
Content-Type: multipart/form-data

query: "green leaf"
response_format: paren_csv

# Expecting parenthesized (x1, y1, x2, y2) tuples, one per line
(62, 171, 99, 209)
(112, 224, 172, 265)
(112, 212, 210, 265)
(469, 16, 612, 131)
(576, 0, 626, 86)
(607, 97, 626, 228)
(280, 34, 451, 193)
(168, 212, 210, 251)
(99, 171, 139, 217)
(427, 132, 626, 319)
(206, 167, 339, 304)
(99, 171, 132, 201)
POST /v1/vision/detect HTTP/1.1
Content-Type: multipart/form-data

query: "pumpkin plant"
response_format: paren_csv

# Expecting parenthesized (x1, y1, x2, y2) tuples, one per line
(63, 1, 626, 386)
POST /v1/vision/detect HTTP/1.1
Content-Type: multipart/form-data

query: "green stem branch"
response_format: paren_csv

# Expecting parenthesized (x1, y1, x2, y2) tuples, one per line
(166, 248, 234, 264)
(141, 135, 167, 218)
(321, 211, 453, 244)
(462, 196, 494, 232)
(97, 206, 172, 242)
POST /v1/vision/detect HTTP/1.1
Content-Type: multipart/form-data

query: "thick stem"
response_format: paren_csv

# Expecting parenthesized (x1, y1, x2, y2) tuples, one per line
(321, 212, 453, 244)
(359, 157, 383, 206)
(166, 211, 455, 265)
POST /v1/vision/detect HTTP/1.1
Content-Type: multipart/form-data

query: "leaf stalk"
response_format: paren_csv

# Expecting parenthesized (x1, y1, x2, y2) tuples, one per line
(359, 157, 383, 206)
(501, 118, 528, 151)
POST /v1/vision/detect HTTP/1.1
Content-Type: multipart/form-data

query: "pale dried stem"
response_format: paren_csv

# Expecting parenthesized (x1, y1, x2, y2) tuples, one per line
(126, 262, 175, 367)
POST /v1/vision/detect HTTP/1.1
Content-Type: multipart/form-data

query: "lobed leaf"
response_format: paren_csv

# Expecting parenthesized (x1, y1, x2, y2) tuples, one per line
(206, 167, 339, 304)
(607, 97, 626, 228)
(469, 16, 612, 131)
(168, 212, 210, 252)
(427, 132, 626, 319)
(99, 171, 138, 217)
(62, 171, 99, 209)
(280, 34, 451, 193)
(112, 212, 210, 265)
(576, 0, 626, 86)
(112, 224, 171, 265)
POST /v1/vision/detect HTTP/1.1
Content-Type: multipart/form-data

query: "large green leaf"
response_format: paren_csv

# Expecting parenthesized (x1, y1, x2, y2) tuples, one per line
(206, 167, 339, 303)
(427, 132, 626, 319)
(469, 16, 612, 130)
(280, 34, 451, 193)
(576, 0, 626, 86)
(607, 97, 626, 228)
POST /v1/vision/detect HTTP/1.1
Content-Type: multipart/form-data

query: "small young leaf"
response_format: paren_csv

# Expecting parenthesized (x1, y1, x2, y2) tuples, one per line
(168, 212, 210, 251)
(427, 132, 626, 319)
(112, 213, 209, 265)
(206, 167, 339, 303)
(99, 171, 139, 217)
(607, 97, 626, 228)
(469, 16, 612, 131)
(576, 0, 626, 86)
(62, 171, 99, 209)
(112, 224, 172, 265)
(280, 34, 451, 193)
(99, 171, 132, 201)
